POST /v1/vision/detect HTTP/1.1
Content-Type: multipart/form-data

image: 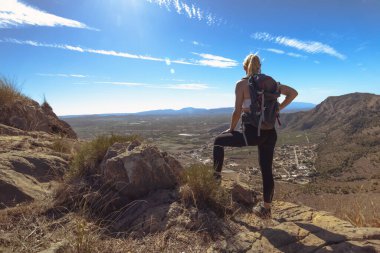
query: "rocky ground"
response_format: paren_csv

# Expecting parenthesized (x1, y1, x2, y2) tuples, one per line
(0, 124, 75, 209)
(0, 127, 379, 252)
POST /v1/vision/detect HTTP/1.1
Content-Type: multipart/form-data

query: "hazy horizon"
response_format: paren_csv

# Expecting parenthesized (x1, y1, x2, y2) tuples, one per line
(1, 0, 379, 115)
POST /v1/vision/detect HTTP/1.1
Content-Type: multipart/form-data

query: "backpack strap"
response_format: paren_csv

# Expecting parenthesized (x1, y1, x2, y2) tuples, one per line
(257, 92, 265, 136)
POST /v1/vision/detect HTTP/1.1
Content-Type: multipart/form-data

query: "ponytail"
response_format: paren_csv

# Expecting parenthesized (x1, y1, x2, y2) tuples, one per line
(243, 54, 261, 76)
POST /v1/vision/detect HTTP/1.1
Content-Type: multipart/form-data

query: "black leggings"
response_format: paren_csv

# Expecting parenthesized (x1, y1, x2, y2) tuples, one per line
(213, 124, 277, 203)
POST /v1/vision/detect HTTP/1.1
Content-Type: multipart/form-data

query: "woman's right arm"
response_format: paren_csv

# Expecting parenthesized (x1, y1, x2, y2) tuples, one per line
(279, 84, 298, 111)
(222, 82, 243, 133)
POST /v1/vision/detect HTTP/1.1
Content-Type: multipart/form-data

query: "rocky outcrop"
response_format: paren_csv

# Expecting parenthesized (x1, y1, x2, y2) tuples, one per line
(102, 142, 184, 202)
(0, 95, 77, 138)
(0, 125, 72, 208)
(55, 141, 185, 218)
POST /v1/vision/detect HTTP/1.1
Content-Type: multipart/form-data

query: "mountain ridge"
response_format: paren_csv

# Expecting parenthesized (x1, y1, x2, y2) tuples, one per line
(281, 92, 380, 177)
(60, 102, 315, 118)
(281, 92, 380, 134)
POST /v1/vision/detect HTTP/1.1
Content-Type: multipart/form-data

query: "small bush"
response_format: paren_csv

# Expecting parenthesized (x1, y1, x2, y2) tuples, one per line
(180, 164, 230, 216)
(67, 134, 141, 179)
(41, 99, 53, 111)
(336, 196, 380, 227)
(0, 77, 25, 105)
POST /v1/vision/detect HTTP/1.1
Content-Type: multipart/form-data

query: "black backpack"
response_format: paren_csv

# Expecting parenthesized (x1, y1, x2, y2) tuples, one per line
(241, 74, 281, 136)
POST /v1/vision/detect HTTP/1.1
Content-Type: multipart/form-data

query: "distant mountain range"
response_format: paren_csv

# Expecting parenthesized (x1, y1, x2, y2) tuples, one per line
(60, 102, 315, 118)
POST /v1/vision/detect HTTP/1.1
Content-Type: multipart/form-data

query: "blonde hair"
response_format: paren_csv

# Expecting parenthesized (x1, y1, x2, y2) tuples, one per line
(243, 54, 261, 76)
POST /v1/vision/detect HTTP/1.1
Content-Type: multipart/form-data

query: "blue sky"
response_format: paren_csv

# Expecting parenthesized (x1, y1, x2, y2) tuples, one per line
(1, 0, 379, 115)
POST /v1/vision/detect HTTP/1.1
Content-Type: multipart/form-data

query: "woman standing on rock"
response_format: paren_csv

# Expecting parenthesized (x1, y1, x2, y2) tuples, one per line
(213, 54, 298, 219)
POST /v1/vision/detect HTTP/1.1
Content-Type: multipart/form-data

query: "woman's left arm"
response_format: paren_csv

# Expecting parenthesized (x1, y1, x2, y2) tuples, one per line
(223, 82, 244, 133)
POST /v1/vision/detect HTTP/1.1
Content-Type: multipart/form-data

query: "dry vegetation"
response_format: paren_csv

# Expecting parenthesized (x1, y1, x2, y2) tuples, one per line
(0, 77, 26, 106)
(67, 134, 141, 179)
(53, 134, 142, 219)
(0, 200, 211, 252)
(0, 136, 228, 252)
(180, 164, 231, 216)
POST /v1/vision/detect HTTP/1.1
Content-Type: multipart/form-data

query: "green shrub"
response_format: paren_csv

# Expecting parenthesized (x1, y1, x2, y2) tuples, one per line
(67, 134, 141, 179)
(180, 164, 230, 216)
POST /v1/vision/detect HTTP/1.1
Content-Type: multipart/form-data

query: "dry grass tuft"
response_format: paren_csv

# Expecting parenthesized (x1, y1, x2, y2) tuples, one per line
(50, 137, 76, 154)
(180, 164, 231, 216)
(41, 95, 53, 111)
(0, 77, 26, 105)
(335, 197, 380, 227)
(1, 199, 212, 252)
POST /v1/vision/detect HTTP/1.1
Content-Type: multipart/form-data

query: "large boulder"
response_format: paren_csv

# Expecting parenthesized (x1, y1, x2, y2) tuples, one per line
(102, 142, 184, 202)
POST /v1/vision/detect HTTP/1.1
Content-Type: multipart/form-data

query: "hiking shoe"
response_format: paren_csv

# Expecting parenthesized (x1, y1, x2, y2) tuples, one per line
(252, 203, 271, 219)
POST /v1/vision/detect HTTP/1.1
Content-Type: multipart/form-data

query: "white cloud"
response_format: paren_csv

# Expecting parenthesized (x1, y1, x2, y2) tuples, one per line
(94, 81, 146, 87)
(252, 32, 346, 60)
(170, 68, 175, 74)
(37, 73, 87, 78)
(146, 0, 221, 25)
(286, 52, 305, 58)
(0, 0, 93, 29)
(192, 52, 238, 68)
(263, 48, 305, 58)
(83, 81, 210, 90)
(2, 38, 237, 69)
(265, 48, 285, 54)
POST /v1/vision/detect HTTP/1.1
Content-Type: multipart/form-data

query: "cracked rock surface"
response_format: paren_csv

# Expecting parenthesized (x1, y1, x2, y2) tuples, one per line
(208, 201, 380, 253)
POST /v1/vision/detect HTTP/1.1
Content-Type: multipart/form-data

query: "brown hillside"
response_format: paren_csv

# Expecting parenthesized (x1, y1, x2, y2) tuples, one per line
(281, 92, 380, 177)
(281, 92, 380, 135)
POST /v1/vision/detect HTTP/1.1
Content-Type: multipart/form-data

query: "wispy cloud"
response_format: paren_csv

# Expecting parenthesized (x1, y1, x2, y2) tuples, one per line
(37, 73, 87, 78)
(192, 52, 238, 68)
(0, 0, 94, 30)
(286, 52, 305, 58)
(146, 0, 221, 25)
(1, 38, 237, 69)
(265, 48, 284, 54)
(263, 48, 305, 58)
(252, 32, 346, 60)
(355, 41, 369, 52)
(81, 81, 210, 90)
(180, 39, 207, 47)
(95, 81, 146, 87)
